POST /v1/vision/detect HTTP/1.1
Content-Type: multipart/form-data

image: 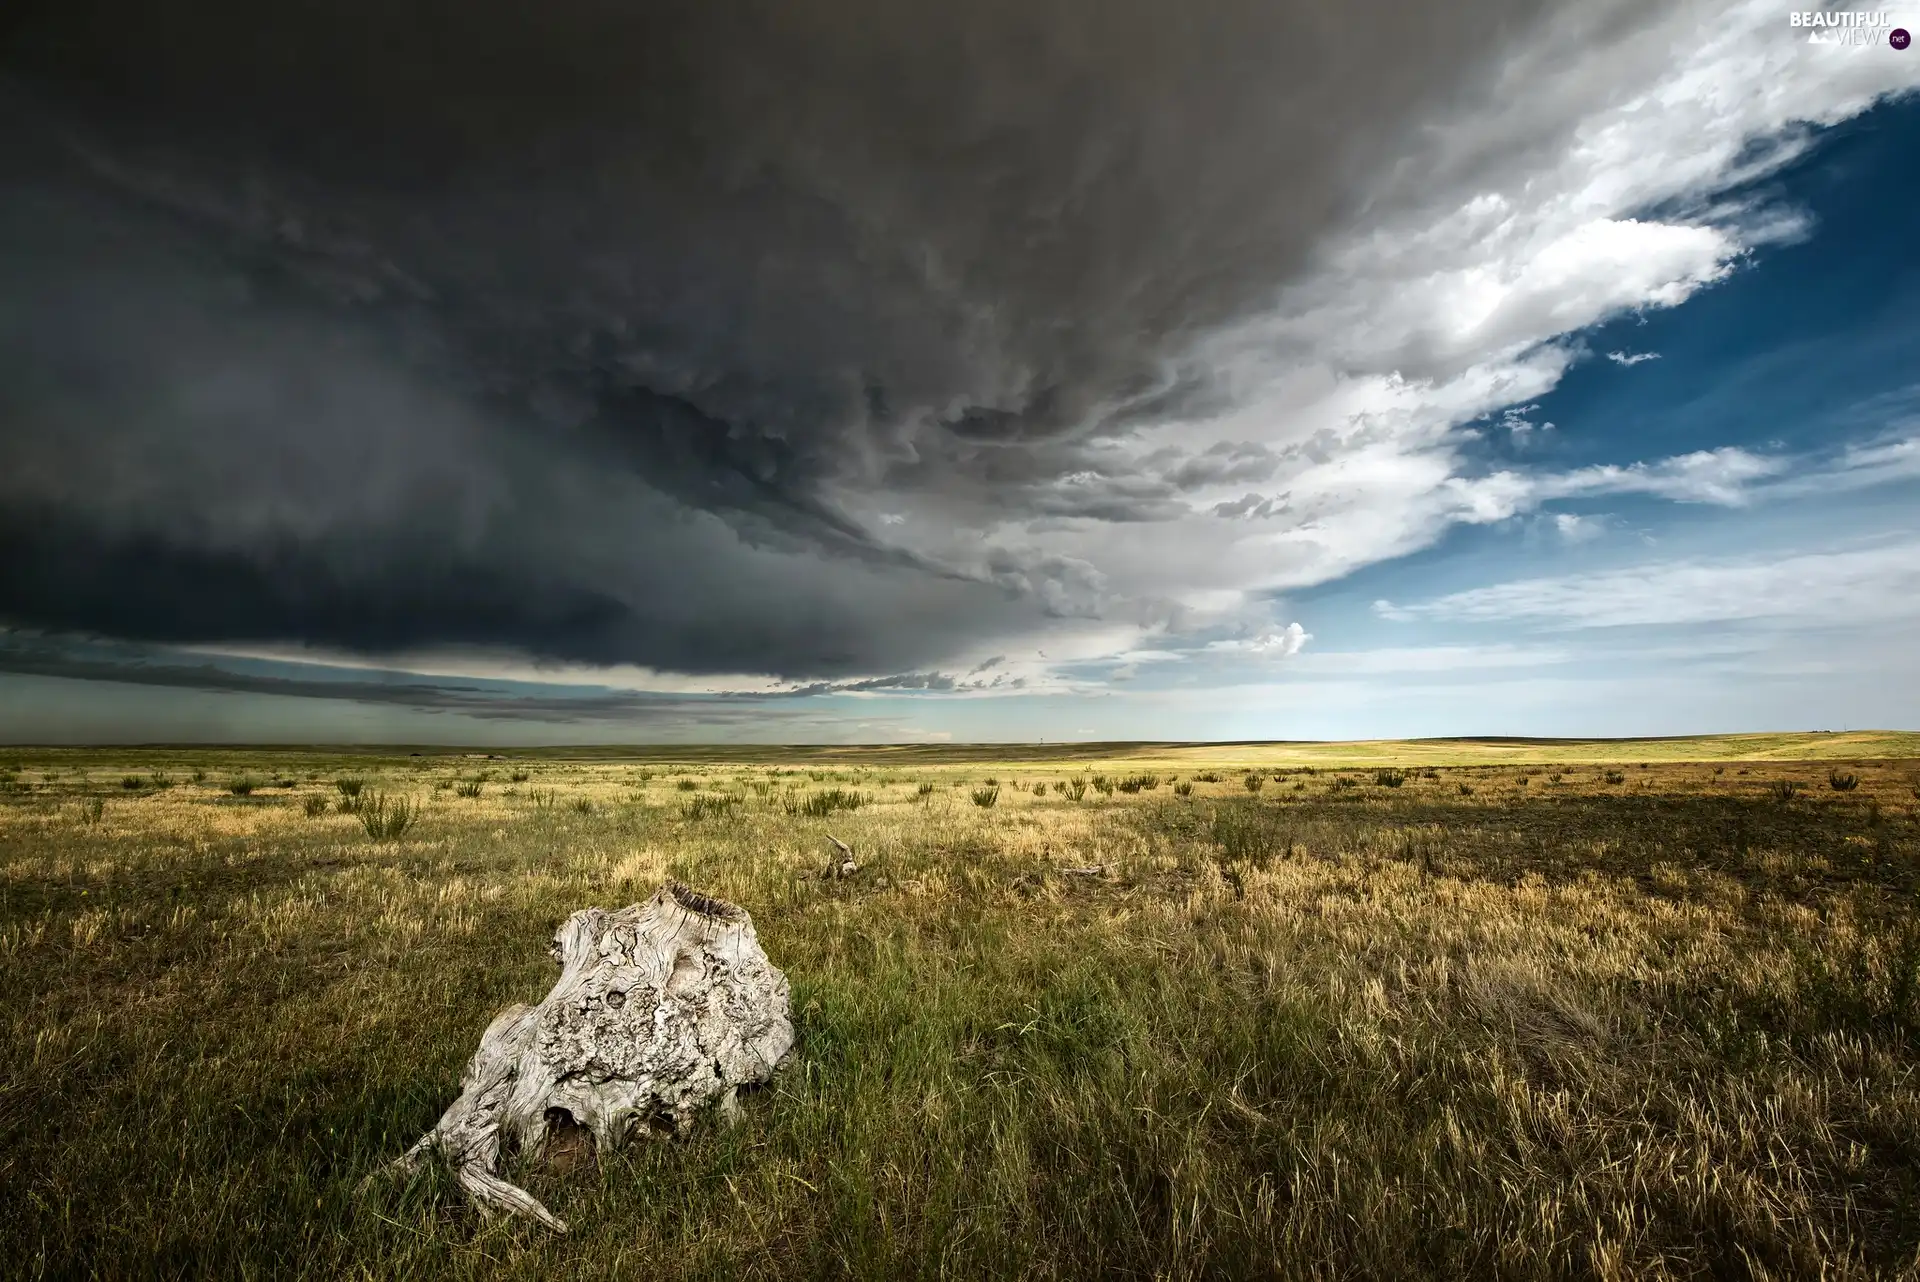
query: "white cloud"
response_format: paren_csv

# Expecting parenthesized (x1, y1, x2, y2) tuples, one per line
(1501, 404, 1556, 437)
(1770, 432, 1920, 497)
(1606, 350, 1661, 366)
(1554, 513, 1604, 544)
(1289, 643, 1572, 675)
(1244, 622, 1312, 658)
(1540, 446, 1789, 506)
(1375, 537, 1920, 630)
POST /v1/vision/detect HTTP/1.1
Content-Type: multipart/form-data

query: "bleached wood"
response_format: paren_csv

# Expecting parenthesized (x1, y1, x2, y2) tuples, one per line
(824, 834, 859, 879)
(386, 882, 794, 1231)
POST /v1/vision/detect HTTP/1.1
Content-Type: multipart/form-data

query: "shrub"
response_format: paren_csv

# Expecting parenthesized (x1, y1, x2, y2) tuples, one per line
(971, 786, 999, 809)
(916, 781, 937, 799)
(681, 794, 738, 821)
(335, 778, 364, 799)
(984, 777, 999, 787)
(1828, 769, 1859, 792)
(1332, 776, 1357, 790)
(455, 779, 484, 799)
(190, 769, 206, 783)
(510, 770, 530, 783)
(1771, 780, 1802, 803)
(796, 788, 865, 818)
(1051, 781, 1067, 795)
(1458, 783, 1475, 796)
(677, 779, 701, 792)
(121, 775, 143, 790)
(570, 798, 595, 815)
(1243, 774, 1263, 793)
(1173, 781, 1194, 797)
(1091, 776, 1114, 796)
(1374, 769, 1406, 788)
(1066, 778, 1087, 802)
(1033, 782, 1047, 796)
(1604, 771, 1626, 784)
(1210, 803, 1288, 864)
(1193, 772, 1222, 783)
(357, 793, 418, 841)
(78, 797, 105, 826)
(302, 795, 330, 818)
(228, 778, 255, 797)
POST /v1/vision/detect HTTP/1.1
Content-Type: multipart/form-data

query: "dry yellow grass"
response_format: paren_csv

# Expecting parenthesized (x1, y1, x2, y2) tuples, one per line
(2, 740, 1919, 1279)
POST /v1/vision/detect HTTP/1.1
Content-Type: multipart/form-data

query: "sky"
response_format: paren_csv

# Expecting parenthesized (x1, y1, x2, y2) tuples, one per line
(1, 1, 1917, 744)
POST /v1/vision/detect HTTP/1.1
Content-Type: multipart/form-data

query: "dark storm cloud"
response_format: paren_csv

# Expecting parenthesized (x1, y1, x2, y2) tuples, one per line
(1211, 492, 1286, 520)
(1159, 442, 1289, 490)
(1, 0, 1576, 678)
(0, 631, 997, 723)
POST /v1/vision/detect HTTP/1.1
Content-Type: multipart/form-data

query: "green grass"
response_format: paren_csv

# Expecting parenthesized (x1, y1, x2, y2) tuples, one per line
(3, 745, 1920, 1278)
(791, 788, 866, 818)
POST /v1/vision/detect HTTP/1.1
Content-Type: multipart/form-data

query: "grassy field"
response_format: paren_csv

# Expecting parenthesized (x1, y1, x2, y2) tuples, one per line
(4, 736, 1920, 1279)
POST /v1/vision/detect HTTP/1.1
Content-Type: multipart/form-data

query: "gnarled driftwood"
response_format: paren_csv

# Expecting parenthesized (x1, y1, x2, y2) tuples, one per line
(386, 882, 793, 1231)
(823, 833, 859, 879)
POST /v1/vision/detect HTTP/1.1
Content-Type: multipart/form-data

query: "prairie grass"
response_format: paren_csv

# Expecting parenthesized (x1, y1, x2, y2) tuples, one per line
(357, 791, 420, 841)
(680, 793, 739, 821)
(2, 743, 1919, 1279)
(791, 788, 865, 818)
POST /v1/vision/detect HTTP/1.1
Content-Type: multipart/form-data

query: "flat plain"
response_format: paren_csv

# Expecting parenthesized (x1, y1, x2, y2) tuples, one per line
(4, 733, 1920, 1280)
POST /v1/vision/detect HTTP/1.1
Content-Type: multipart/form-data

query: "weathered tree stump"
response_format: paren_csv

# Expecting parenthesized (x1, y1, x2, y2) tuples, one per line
(386, 882, 793, 1231)
(823, 834, 859, 879)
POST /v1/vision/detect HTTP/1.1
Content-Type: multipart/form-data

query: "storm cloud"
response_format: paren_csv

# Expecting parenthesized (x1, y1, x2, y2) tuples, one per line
(1, 0, 1600, 679)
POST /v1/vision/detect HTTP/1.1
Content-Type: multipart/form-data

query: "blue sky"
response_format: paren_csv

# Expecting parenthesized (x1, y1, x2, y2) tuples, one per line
(2, 7, 1917, 743)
